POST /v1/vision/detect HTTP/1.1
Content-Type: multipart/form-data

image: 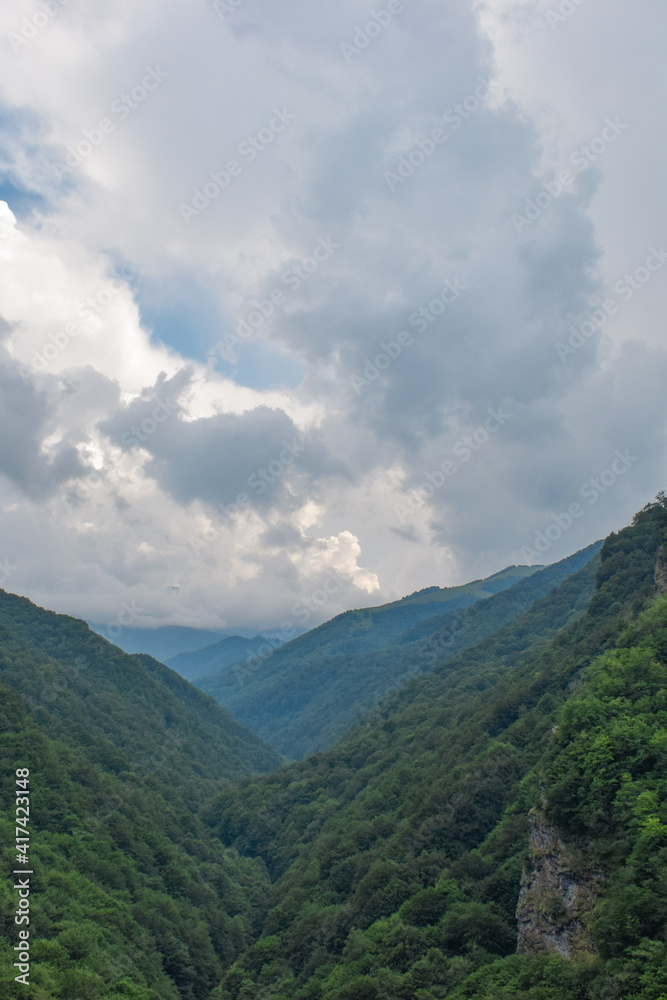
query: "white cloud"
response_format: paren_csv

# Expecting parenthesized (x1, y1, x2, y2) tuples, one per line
(0, 0, 663, 631)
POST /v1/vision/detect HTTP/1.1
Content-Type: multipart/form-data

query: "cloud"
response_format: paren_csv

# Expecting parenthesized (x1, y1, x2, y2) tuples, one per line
(100, 371, 342, 512)
(0, 344, 88, 499)
(0, 0, 663, 630)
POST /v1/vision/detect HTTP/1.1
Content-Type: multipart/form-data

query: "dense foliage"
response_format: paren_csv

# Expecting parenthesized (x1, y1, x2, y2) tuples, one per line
(0, 591, 280, 807)
(0, 599, 280, 998)
(200, 498, 667, 999)
(2, 497, 667, 999)
(0, 694, 272, 1000)
(196, 552, 598, 759)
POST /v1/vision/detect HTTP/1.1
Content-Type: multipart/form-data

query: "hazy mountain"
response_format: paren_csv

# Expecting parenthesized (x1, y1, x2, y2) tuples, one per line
(201, 496, 667, 1000)
(166, 634, 282, 682)
(195, 551, 599, 759)
(86, 623, 232, 664)
(2, 498, 666, 1000)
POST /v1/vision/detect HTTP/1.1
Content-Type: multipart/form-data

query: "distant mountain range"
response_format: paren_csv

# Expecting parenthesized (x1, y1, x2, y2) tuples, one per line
(201, 497, 667, 1000)
(86, 622, 232, 663)
(2, 497, 667, 999)
(169, 567, 539, 692)
(193, 551, 600, 759)
(87, 568, 543, 679)
(166, 634, 281, 682)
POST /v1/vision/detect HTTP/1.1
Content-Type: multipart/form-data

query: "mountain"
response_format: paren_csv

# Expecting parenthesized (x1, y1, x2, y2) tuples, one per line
(86, 623, 232, 664)
(200, 495, 667, 1000)
(195, 551, 599, 759)
(196, 566, 540, 690)
(0, 593, 283, 998)
(167, 634, 281, 682)
(3, 497, 667, 1000)
(0, 592, 280, 805)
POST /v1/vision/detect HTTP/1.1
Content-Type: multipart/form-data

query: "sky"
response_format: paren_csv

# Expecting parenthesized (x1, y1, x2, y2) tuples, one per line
(0, 0, 665, 636)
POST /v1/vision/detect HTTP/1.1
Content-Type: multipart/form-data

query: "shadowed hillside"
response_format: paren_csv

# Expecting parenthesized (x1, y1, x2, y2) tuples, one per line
(196, 548, 600, 759)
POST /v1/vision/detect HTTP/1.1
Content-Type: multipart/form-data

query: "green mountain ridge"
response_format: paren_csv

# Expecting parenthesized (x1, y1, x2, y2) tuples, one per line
(2, 498, 667, 1000)
(194, 565, 540, 687)
(0, 590, 280, 804)
(195, 548, 600, 760)
(0, 591, 284, 998)
(184, 565, 540, 691)
(199, 496, 667, 999)
(167, 635, 283, 683)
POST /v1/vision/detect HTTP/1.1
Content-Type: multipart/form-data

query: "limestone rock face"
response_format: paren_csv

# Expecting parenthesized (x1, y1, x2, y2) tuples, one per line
(516, 813, 603, 960)
(655, 546, 667, 594)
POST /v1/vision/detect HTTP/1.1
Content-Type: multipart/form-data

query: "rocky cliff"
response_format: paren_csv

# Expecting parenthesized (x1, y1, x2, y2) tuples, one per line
(655, 546, 667, 594)
(516, 811, 603, 960)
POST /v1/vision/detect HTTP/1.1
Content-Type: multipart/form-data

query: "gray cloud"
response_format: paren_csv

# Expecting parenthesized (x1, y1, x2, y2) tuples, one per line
(0, 346, 89, 500)
(0, 0, 664, 628)
(100, 371, 344, 513)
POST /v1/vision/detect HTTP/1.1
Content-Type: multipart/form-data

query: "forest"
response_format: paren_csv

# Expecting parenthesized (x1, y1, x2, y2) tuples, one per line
(1, 496, 667, 999)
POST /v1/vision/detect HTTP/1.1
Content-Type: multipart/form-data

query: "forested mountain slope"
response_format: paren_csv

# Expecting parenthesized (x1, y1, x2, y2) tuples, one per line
(167, 634, 282, 682)
(196, 545, 600, 759)
(0, 595, 283, 999)
(0, 591, 280, 805)
(2, 499, 666, 1000)
(194, 564, 539, 689)
(201, 497, 667, 1000)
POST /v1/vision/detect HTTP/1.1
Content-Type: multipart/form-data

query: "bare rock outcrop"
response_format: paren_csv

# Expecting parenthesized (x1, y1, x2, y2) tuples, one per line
(655, 546, 667, 594)
(516, 812, 603, 960)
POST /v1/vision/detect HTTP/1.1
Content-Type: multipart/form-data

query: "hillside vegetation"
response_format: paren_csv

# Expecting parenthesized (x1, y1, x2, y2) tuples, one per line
(201, 497, 667, 1000)
(0, 591, 279, 805)
(0, 598, 280, 999)
(2, 499, 667, 1000)
(196, 549, 599, 759)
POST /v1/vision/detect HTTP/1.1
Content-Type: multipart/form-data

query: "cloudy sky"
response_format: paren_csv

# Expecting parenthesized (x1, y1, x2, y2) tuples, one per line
(0, 0, 664, 635)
